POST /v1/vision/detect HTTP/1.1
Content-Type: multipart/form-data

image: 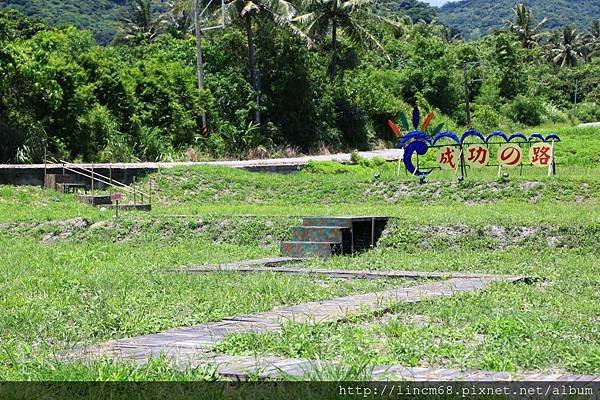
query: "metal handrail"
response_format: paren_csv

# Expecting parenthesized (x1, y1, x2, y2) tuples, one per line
(49, 161, 133, 195)
(58, 159, 150, 197)
(47, 160, 149, 197)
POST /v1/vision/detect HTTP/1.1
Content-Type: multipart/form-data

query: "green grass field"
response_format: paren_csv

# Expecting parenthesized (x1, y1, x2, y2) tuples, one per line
(0, 126, 599, 380)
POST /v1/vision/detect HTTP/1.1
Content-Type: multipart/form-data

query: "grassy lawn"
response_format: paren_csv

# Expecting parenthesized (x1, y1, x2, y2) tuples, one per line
(215, 248, 600, 374)
(0, 125, 599, 379)
(1, 230, 417, 380)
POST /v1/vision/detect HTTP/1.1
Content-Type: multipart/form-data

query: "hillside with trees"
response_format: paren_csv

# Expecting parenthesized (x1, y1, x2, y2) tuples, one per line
(0, 0, 167, 43)
(2, 0, 599, 43)
(437, 0, 600, 40)
(0, 2, 599, 164)
(376, 0, 437, 23)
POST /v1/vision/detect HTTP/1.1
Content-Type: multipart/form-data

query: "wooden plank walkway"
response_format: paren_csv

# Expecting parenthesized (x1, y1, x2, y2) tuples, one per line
(59, 272, 595, 382)
(178, 264, 526, 282)
(64, 272, 587, 382)
(176, 257, 305, 271)
(191, 355, 600, 382)
(63, 277, 514, 364)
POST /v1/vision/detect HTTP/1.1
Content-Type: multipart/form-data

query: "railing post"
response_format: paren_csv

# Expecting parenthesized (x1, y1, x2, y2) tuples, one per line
(43, 149, 47, 189)
(91, 163, 95, 195)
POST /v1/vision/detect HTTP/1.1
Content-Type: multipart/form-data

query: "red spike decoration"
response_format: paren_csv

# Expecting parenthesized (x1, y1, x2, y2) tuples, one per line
(421, 112, 435, 131)
(387, 119, 403, 138)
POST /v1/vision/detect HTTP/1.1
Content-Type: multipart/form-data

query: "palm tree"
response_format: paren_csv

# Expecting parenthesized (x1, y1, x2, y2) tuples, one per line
(550, 26, 583, 68)
(294, 0, 387, 81)
(221, 0, 307, 124)
(163, 0, 210, 129)
(591, 19, 600, 41)
(114, 0, 160, 44)
(172, 0, 304, 125)
(581, 19, 600, 61)
(504, 3, 547, 49)
(590, 19, 600, 58)
(161, 1, 195, 38)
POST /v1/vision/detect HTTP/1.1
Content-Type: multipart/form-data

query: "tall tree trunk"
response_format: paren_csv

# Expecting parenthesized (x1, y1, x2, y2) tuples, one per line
(245, 14, 261, 125)
(330, 19, 337, 82)
(194, 0, 207, 131)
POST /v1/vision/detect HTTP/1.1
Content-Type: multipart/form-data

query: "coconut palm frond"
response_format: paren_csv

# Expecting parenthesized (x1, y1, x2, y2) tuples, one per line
(293, 12, 317, 25)
(241, 1, 260, 16)
(342, 18, 389, 60)
(341, 0, 373, 12)
(505, 3, 547, 48)
(263, 0, 297, 19)
(547, 26, 583, 68)
(303, 13, 331, 39)
(114, 0, 160, 44)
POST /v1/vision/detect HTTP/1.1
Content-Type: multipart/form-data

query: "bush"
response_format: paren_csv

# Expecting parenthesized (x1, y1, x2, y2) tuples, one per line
(543, 103, 569, 125)
(303, 161, 357, 174)
(98, 133, 137, 162)
(575, 102, 600, 123)
(504, 95, 544, 126)
(350, 152, 388, 168)
(77, 104, 119, 161)
(472, 104, 501, 133)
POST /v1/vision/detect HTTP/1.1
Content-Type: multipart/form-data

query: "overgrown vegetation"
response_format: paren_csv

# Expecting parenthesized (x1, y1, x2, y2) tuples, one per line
(0, 222, 412, 379)
(1, 134, 599, 377)
(1, 0, 600, 381)
(0, 3, 598, 163)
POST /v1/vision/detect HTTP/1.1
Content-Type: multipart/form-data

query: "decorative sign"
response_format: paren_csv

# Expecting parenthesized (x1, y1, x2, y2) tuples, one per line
(397, 130, 560, 178)
(529, 142, 553, 167)
(465, 144, 489, 168)
(436, 146, 458, 170)
(111, 193, 122, 202)
(498, 144, 522, 168)
(389, 107, 560, 179)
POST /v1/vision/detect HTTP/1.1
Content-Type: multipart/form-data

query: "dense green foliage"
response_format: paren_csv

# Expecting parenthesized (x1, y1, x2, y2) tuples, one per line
(0, 4, 599, 163)
(3, 0, 598, 43)
(438, 0, 600, 40)
(376, 0, 437, 23)
(0, 0, 167, 44)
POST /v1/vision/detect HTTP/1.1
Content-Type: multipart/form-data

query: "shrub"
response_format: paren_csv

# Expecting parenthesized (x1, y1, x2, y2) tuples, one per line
(504, 95, 544, 126)
(98, 133, 137, 162)
(303, 161, 356, 174)
(472, 105, 501, 133)
(575, 102, 600, 123)
(543, 103, 569, 125)
(77, 104, 119, 161)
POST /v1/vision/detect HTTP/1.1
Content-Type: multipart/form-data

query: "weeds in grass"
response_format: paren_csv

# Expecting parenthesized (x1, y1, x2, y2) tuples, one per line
(1, 126, 599, 378)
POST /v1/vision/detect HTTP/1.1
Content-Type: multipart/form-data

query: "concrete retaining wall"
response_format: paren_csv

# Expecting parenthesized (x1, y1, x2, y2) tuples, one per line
(0, 166, 155, 187)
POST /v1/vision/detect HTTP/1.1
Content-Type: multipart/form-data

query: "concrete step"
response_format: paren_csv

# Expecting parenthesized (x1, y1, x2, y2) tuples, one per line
(280, 241, 342, 258)
(291, 226, 348, 242)
(302, 217, 353, 228)
(107, 203, 152, 211)
(76, 194, 112, 206)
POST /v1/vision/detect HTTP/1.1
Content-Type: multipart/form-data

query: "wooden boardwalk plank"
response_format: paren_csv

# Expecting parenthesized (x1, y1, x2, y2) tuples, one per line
(63, 277, 508, 365)
(177, 265, 527, 282)
(60, 269, 588, 382)
(183, 355, 600, 382)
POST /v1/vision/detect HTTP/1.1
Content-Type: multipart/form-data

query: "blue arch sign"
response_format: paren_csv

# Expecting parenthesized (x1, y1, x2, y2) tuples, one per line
(397, 130, 561, 177)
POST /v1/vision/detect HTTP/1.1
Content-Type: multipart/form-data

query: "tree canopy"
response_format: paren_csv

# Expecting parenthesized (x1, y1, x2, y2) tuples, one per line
(0, 3, 598, 164)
